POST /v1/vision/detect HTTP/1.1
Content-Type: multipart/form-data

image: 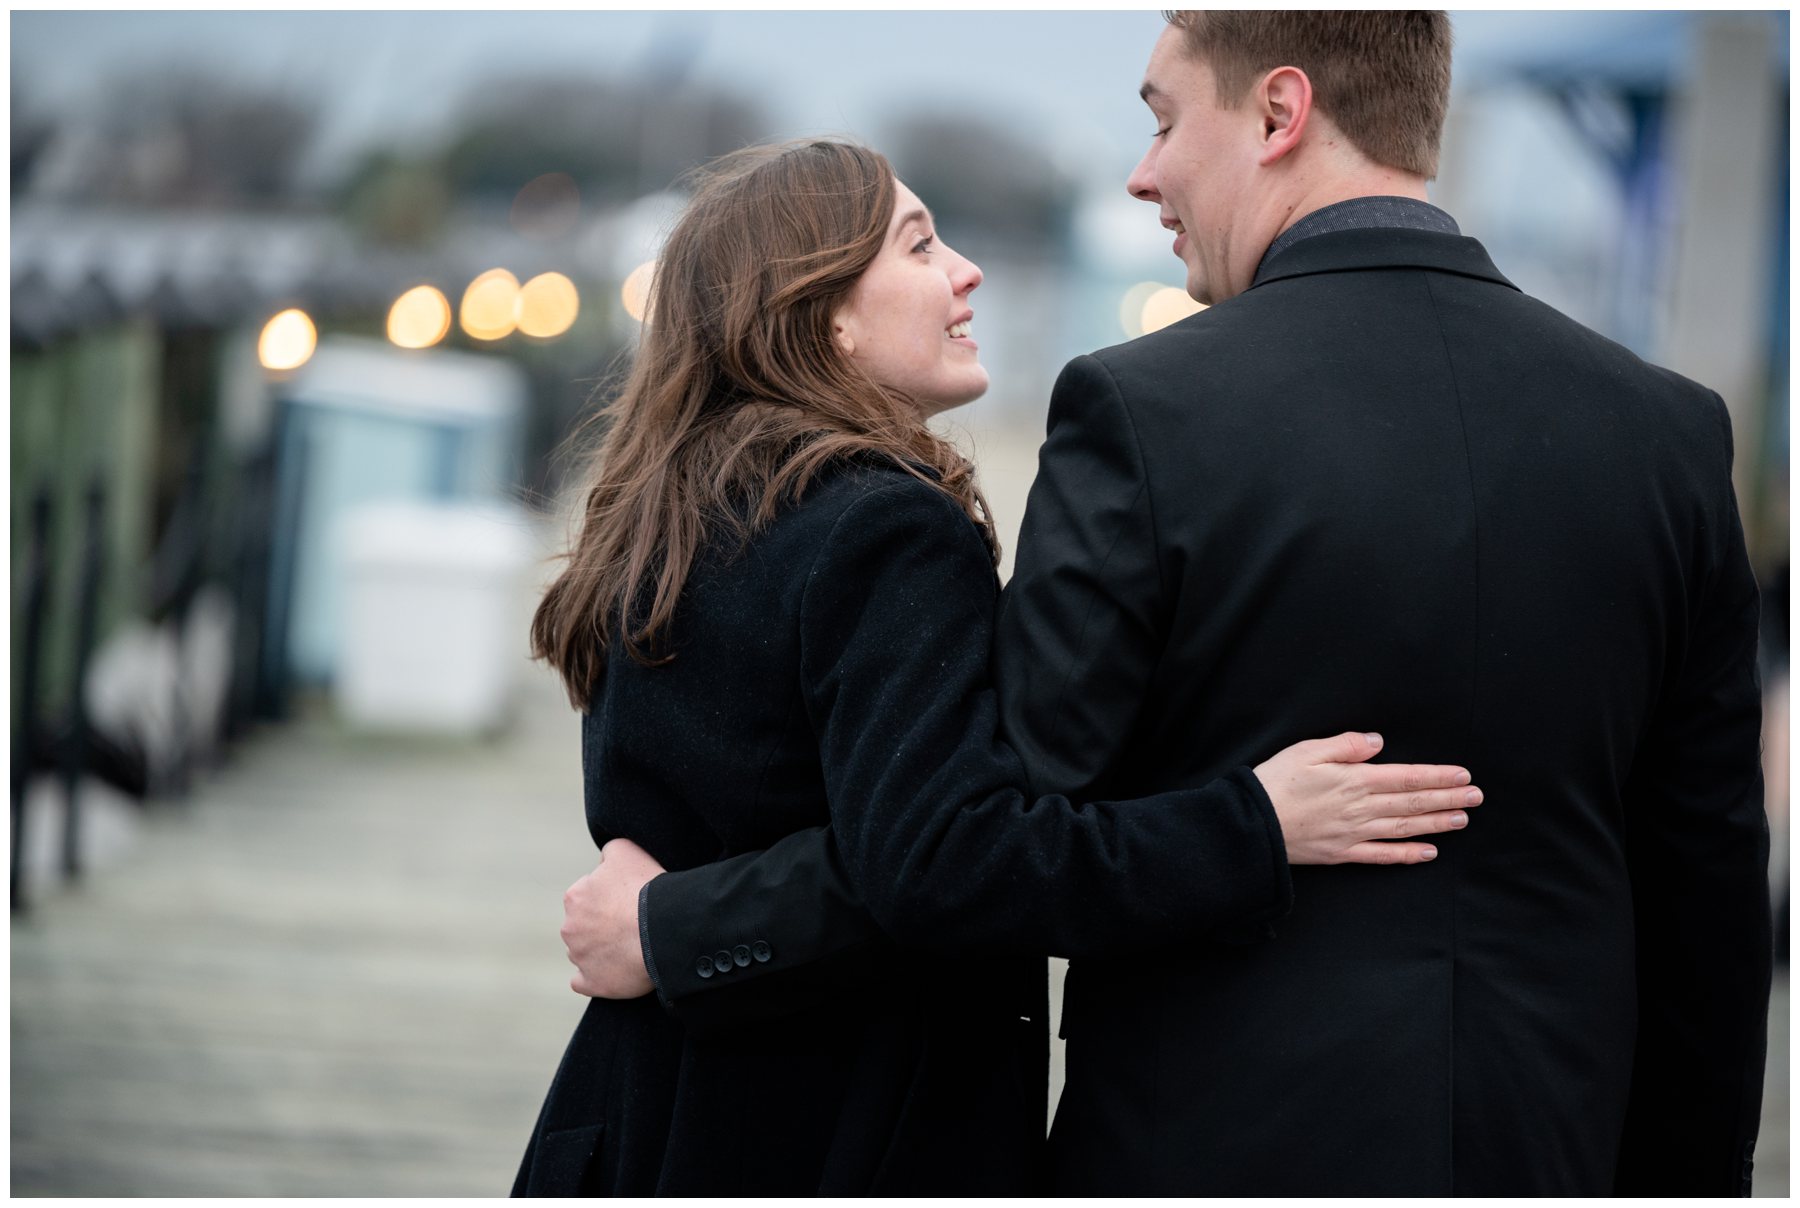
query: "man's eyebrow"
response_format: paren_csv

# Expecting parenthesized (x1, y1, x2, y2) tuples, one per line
(1140, 80, 1161, 103)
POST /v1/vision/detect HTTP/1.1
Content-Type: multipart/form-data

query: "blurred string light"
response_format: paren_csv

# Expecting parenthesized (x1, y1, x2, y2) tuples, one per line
(1119, 281, 1164, 338)
(387, 285, 453, 350)
(258, 308, 317, 371)
(621, 261, 657, 324)
(461, 269, 521, 341)
(517, 272, 580, 339)
(511, 173, 583, 240)
(1141, 286, 1206, 334)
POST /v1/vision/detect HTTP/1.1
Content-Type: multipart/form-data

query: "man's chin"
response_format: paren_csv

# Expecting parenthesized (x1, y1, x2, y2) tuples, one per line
(1183, 266, 1215, 307)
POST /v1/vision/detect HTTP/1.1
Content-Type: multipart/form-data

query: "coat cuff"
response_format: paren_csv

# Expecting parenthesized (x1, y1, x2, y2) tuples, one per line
(1222, 763, 1295, 940)
(638, 876, 670, 1010)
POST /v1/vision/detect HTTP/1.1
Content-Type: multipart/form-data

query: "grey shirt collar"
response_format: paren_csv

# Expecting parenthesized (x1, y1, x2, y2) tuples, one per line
(1257, 196, 1460, 276)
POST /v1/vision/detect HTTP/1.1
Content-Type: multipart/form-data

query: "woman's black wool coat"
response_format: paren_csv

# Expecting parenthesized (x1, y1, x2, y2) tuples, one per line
(511, 459, 1292, 1196)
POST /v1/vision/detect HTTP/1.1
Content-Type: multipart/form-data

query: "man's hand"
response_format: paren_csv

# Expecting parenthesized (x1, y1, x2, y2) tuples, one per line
(561, 837, 666, 999)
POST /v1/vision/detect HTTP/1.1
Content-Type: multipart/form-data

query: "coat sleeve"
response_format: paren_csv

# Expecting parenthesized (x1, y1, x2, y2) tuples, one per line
(638, 475, 1291, 1028)
(994, 353, 1167, 801)
(1613, 394, 1771, 1197)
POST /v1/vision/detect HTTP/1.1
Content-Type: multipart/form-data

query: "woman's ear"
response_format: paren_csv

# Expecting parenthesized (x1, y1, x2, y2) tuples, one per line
(831, 315, 857, 356)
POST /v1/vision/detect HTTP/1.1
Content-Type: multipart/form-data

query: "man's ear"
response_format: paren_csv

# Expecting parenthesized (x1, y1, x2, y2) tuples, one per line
(1256, 65, 1313, 167)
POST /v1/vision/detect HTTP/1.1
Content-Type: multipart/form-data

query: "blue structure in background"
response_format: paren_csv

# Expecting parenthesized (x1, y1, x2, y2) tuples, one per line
(1455, 9, 1789, 502)
(263, 338, 528, 694)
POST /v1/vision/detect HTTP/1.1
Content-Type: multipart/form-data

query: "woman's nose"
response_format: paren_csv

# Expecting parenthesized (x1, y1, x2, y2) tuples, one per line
(955, 252, 983, 293)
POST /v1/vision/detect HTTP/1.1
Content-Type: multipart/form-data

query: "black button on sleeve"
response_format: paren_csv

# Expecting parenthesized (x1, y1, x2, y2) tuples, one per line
(751, 940, 772, 963)
(712, 951, 734, 975)
(695, 956, 714, 979)
(731, 944, 751, 967)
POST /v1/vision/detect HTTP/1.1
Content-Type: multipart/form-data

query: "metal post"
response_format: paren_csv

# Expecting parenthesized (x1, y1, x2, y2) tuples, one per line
(60, 476, 105, 881)
(13, 489, 53, 911)
(259, 401, 309, 720)
(228, 447, 275, 743)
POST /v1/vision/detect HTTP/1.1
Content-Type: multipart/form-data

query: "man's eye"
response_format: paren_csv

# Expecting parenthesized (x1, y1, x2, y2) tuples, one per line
(1153, 125, 1171, 138)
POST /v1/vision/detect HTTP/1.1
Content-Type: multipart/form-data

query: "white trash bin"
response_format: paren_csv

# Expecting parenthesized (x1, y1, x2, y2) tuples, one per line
(336, 501, 535, 734)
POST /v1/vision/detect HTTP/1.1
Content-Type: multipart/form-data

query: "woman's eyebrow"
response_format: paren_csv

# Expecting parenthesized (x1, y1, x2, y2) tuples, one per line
(892, 207, 931, 242)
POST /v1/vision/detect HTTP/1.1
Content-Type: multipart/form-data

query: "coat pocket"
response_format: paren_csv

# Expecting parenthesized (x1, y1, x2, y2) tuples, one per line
(521, 1122, 606, 1197)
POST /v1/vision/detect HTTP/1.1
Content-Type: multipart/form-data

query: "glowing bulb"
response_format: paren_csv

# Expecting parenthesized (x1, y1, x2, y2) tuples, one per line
(517, 272, 580, 339)
(460, 269, 521, 341)
(1119, 281, 1164, 338)
(621, 261, 656, 324)
(258, 308, 317, 371)
(387, 285, 452, 350)
(1141, 286, 1206, 334)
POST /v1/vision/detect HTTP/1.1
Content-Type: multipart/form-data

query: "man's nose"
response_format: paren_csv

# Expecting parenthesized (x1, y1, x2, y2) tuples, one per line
(1127, 148, 1159, 201)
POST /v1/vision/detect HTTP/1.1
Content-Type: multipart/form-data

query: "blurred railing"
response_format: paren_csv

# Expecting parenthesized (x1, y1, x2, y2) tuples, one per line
(9, 317, 289, 910)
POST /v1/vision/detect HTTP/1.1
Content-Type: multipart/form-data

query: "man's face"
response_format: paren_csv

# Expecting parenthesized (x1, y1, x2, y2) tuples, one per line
(1126, 26, 1263, 305)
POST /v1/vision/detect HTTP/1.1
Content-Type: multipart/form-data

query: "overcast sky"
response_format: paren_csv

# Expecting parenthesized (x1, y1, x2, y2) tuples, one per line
(14, 9, 1768, 195)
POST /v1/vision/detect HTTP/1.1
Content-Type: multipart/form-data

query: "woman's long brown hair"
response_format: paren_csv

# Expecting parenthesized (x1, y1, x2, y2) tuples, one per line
(531, 140, 998, 710)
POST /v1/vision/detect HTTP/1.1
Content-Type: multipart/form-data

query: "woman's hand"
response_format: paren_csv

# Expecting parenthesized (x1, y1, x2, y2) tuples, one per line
(1254, 732, 1480, 865)
(562, 837, 666, 998)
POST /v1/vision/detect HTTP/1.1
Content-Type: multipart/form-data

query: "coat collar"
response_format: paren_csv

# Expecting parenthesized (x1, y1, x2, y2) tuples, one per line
(1248, 227, 1519, 293)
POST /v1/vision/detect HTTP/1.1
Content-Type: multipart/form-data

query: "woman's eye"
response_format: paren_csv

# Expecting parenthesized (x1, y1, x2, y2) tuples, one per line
(913, 235, 935, 254)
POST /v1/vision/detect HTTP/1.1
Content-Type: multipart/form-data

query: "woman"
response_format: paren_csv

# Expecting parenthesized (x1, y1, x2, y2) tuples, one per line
(515, 140, 1477, 1195)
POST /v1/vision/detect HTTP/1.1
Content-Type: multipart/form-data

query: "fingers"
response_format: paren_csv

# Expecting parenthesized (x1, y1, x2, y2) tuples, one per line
(1360, 762, 1473, 794)
(1367, 785, 1483, 818)
(1367, 807, 1470, 840)
(1299, 731, 1384, 766)
(1337, 840, 1440, 865)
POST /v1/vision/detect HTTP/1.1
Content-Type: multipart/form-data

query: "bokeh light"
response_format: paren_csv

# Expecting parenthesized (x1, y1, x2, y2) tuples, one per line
(386, 285, 453, 350)
(1141, 286, 1206, 334)
(510, 172, 582, 240)
(257, 308, 317, 371)
(517, 272, 580, 339)
(460, 269, 521, 341)
(621, 261, 656, 324)
(1119, 280, 1165, 338)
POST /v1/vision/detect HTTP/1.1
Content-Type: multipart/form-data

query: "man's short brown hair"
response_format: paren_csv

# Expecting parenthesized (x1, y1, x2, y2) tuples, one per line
(1163, 11, 1452, 179)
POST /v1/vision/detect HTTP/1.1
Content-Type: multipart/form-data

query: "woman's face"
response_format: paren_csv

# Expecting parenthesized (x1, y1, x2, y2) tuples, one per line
(833, 180, 987, 415)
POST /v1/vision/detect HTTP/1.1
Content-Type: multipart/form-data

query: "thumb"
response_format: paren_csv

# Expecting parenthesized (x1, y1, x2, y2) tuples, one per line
(1316, 730, 1382, 765)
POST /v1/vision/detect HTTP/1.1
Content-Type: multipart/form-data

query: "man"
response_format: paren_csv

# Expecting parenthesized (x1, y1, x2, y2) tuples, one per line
(560, 12, 1770, 1195)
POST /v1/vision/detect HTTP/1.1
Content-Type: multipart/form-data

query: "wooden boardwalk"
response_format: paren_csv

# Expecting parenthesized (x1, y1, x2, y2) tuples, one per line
(12, 669, 598, 1196)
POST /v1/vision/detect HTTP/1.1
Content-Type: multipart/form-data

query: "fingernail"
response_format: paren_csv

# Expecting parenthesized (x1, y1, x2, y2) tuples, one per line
(1451, 812, 1468, 828)
(1454, 769, 1471, 786)
(1365, 732, 1383, 749)
(1420, 847, 1438, 860)
(1465, 788, 1482, 805)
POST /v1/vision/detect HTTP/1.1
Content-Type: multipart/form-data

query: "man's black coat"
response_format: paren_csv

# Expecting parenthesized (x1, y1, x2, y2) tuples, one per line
(637, 228, 1771, 1196)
